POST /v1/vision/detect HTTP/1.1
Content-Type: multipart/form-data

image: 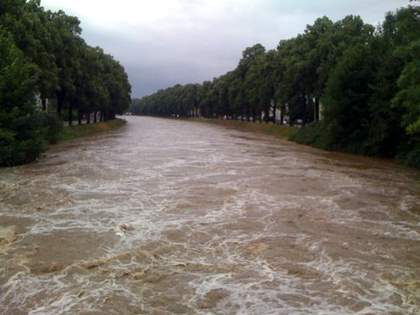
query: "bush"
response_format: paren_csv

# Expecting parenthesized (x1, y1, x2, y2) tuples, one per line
(397, 139, 420, 168)
(290, 122, 330, 150)
(0, 31, 62, 166)
(0, 111, 47, 166)
(43, 113, 63, 144)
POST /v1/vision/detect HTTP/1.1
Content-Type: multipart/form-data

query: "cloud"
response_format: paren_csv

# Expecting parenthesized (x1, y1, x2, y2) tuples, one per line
(41, 0, 409, 97)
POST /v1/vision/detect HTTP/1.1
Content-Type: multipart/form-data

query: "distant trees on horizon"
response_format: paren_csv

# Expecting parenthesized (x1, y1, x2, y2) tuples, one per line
(130, 5, 420, 168)
(0, 0, 131, 166)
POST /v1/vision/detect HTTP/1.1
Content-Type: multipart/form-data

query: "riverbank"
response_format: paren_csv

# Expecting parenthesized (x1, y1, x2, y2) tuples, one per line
(178, 117, 420, 173)
(58, 119, 126, 142)
(183, 118, 298, 141)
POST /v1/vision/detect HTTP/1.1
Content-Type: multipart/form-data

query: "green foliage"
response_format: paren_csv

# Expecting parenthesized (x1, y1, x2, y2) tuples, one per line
(393, 40, 420, 136)
(1, 0, 131, 121)
(321, 44, 376, 153)
(43, 114, 63, 144)
(0, 1, 131, 166)
(0, 30, 45, 166)
(293, 6, 420, 166)
(132, 5, 420, 168)
(0, 112, 47, 166)
(399, 144, 420, 168)
(290, 123, 329, 149)
(59, 119, 126, 142)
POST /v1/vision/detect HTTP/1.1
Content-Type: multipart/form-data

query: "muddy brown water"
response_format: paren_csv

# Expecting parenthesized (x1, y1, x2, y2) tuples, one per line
(1, 116, 420, 315)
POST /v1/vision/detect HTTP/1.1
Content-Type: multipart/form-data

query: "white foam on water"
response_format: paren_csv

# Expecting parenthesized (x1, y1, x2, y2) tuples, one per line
(1, 117, 419, 314)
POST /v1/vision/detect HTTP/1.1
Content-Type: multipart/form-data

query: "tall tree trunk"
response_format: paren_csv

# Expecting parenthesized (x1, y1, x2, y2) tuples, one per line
(56, 91, 64, 116)
(94, 111, 97, 123)
(68, 104, 73, 126)
(272, 100, 277, 124)
(280, 105, 284, 125)
(78, 112, 82, 125)
(264, 108, 269, 123)
(86, 112, 91, 124)
(314, 97, 320, 122)
(41, 98, 47, 112)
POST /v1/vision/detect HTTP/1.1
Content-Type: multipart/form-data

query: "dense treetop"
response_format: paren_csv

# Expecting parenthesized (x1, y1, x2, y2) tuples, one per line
(131, 5, 420, 168)
(0, 0, 131, 166)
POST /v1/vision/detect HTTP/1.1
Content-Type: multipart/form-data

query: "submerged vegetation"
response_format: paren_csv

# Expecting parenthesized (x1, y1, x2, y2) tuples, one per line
(189, 118, 298, 141)
(0, 0, 131, 166)
(59, 119, 126, 142)
(131, 5, 420, 168)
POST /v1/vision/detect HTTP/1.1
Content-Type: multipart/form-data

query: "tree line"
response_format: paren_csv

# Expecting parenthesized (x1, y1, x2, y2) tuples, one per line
(131, 5, 420, 168)
(0, 0, 131, 166)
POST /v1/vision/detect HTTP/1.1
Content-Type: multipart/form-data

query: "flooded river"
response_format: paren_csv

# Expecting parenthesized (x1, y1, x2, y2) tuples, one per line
(1, 116, 420, 315)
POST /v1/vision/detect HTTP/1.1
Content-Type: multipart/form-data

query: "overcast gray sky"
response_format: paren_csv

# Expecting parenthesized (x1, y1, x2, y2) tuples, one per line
(42, 0, 409, 97)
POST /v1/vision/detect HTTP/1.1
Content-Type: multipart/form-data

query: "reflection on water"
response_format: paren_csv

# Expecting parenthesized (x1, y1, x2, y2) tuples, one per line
(0, 116, 419, 314)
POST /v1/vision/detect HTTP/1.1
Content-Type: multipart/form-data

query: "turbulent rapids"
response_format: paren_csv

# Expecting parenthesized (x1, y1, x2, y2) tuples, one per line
(1, 116, 420, 314)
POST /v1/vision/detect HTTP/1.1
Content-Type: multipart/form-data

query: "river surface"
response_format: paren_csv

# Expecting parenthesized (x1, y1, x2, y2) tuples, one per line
(1, 116, 420, 315)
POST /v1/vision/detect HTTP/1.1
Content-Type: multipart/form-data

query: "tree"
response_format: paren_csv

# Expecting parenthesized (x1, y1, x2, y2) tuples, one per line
(1, 0, 131, 166)
(0, 0, 59, 110)
(394, 41, 420, 135)
(0, 31, 45, 166)
(321, 43, 376, 152)
(49, 10, 82, 116)
(131, 5, 420, 168)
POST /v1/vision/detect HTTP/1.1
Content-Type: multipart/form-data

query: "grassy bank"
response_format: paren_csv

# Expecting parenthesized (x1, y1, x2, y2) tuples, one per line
(186, 118, 298, 140)
(290, 122, 420, 169)
(59, 119, 127, 142)
(185, 118, 419, 170)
